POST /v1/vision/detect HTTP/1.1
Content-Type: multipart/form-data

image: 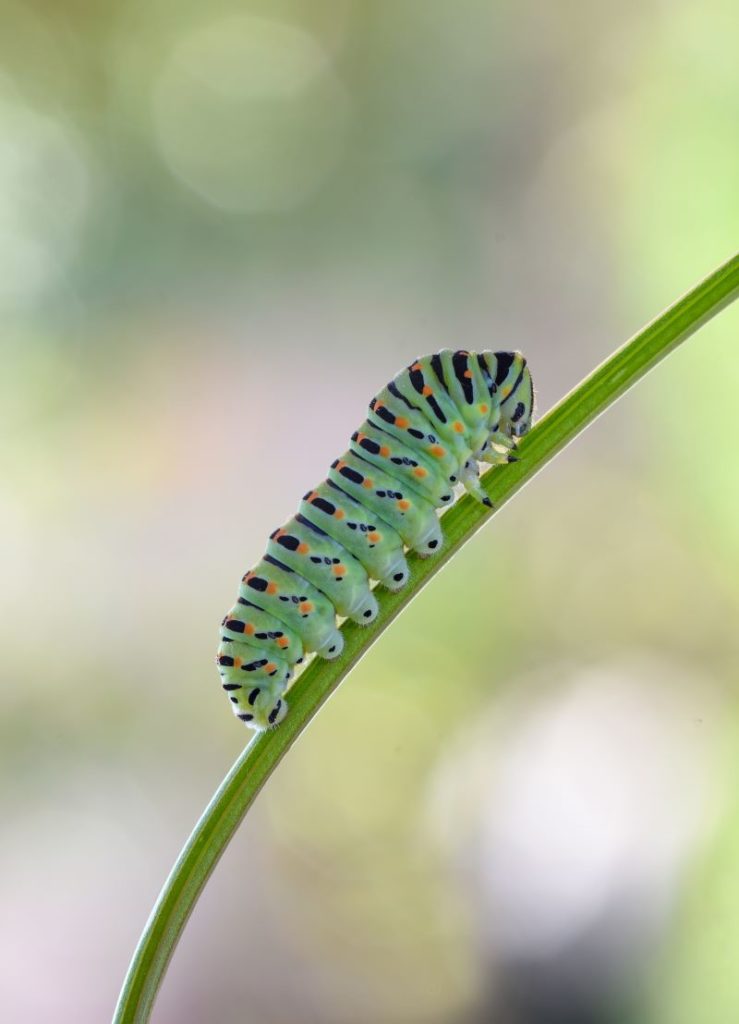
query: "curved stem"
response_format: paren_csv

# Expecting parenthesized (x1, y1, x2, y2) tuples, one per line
(114, 252, 739, 1023)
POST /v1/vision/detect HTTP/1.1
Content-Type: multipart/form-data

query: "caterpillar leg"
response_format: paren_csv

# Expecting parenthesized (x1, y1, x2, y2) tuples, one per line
(487, 429, 518, 452)
(412, 514, 444, 557)
(477, 437, 520, 466)
(458, 459, 493, 508)
(380, 554, 410, 591)
(478, 448, 513, 467)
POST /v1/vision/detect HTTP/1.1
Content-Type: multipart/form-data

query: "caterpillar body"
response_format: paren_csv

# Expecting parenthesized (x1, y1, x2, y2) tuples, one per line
(218, 349, 534, 729)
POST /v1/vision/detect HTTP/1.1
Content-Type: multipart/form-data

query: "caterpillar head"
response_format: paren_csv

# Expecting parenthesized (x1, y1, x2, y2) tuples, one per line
(488, 351, 534, 438)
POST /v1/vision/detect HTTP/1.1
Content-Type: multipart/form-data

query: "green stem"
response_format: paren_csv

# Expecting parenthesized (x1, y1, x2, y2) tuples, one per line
(114, 252, 739, 1023)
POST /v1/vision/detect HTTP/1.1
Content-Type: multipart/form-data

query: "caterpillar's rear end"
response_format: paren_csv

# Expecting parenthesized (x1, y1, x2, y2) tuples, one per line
(217, 349, 534, 729)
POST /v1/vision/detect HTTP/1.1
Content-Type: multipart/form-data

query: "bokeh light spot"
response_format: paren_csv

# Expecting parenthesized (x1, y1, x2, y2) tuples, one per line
(151, 16, 351, 213)
(0, 80, 90, 308)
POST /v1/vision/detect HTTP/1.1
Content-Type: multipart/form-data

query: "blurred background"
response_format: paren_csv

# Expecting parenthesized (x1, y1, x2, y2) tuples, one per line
(1, 1, 738, 1021)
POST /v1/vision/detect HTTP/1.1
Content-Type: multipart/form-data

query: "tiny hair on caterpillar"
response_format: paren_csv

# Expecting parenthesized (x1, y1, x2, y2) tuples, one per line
(217, 350, 535, 729)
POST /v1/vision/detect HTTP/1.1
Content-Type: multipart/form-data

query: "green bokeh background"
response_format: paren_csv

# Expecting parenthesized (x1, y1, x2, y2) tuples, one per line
(1, 2, 738, 1021)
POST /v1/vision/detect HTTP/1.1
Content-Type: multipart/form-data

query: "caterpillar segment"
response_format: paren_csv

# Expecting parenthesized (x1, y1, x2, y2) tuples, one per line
(218, 349, 534, 730)
(299, 484, 410, 591)
(267, 520, 379, 624)
(394, 356, 490, 454)
(220, 599, 305, 662)
(240, 559, 344, 659)
(350, 422, 454, 508)
(430, 350, 494, 434)
(368, 390, 470, 473)
(328, 452, 444, 555)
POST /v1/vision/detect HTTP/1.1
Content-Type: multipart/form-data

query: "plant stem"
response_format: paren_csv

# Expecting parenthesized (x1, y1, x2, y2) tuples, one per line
(114, 251, 739, 1023)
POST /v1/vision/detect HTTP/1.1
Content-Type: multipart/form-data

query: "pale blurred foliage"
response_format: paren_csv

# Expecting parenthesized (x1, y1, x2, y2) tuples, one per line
(429, 661, 724, 1018)
(1, 1, 738, 1022)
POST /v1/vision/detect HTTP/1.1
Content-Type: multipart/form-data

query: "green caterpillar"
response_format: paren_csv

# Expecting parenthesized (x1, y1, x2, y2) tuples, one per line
(218, 350, 534, 729)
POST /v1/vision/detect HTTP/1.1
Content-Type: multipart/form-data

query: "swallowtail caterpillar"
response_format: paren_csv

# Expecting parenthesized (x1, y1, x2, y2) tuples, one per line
(218, 350, 534, 729)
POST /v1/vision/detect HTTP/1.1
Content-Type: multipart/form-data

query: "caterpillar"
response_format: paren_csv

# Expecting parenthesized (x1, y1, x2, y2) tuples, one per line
(217, 349, 534, 729)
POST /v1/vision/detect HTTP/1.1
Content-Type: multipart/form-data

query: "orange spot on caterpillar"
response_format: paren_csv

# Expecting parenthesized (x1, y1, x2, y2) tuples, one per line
(332, 565, 346, 576)
(299, 601, 313, 614)
(273, 529, 285, 540)
(375, 401, 384, 410)
(245, 623, 255, 636)
(265, 663, 277, 674)
(453, 421, 464, 433)
(336, 460, 346, 470)
(233, 657, 242, 669)
(396, 416, 409, 429)
(413, 467, 427, 478)
(297, 543, 309, 554)
(464, 369, 473, 378)
(277, 636, 289, 648)
(334, 509, 345, 519)
(380, 446, 390, 457)
(362, 478, 373, 488)
(397, 499, 410, 511)
(429, 445, 445, 458)
(356, 432, 366, 442)
(368, 531, 380, 543)
(422, 385, 432, 397)
(266, 582, 278, 595)
(306, 491, 318, 502)
(479, 404, 488, 414)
